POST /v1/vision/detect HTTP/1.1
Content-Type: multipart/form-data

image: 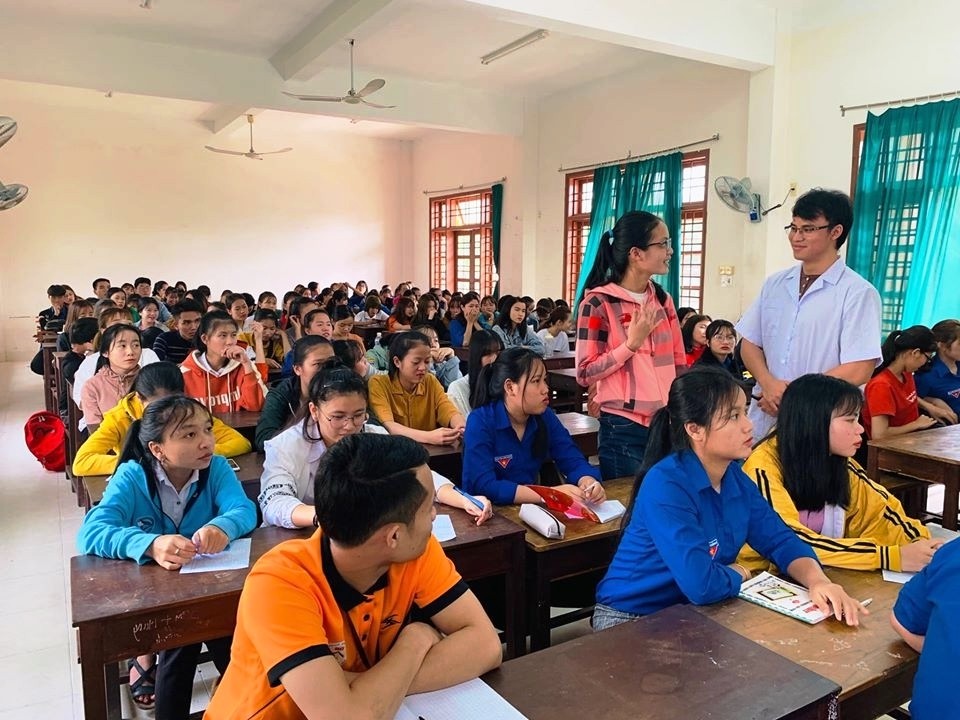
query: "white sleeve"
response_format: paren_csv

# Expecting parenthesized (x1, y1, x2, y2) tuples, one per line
(258, 432, 309, 529)
(446, 377, 471, 418)
(72, 354, 97, 407)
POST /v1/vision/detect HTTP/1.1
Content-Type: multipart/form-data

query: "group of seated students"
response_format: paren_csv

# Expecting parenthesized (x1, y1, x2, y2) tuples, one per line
(48, 273, 958, 718)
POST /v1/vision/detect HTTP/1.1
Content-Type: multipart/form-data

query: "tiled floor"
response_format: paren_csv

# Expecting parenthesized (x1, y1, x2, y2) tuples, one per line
(0, 362, 933, 718)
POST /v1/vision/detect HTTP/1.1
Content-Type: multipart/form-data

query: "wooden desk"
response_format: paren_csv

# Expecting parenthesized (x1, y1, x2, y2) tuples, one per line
(73, 514, 525, 720)
(697, 568, 916, 720)
(868, 424, 960, 529)
(453, 347, 576, 370)
(354, 321, 387, 349)
(423, 412, 599, 482)
(213, 409, 261, 442)
(41, 337, 59, 414)
(497, 475, 631, 650)
(549, 367, 586, 413)
(485, 605, 839, 720)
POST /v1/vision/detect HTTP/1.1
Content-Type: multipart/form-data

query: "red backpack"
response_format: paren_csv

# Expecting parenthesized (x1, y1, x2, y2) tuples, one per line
(24, 411, 66, 472)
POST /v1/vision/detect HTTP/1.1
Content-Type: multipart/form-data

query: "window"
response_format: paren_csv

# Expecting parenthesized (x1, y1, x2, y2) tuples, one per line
(562, 150, 710, 308)
(429, 191, 494, 295)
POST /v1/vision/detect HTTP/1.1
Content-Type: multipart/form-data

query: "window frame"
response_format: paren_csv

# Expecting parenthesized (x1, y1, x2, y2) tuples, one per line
(429, 190, 494, 295)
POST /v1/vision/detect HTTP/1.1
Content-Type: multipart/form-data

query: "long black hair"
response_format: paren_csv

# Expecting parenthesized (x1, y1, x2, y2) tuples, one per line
(117, 394, 212, 490)
(875, 325, 936, 376)
(496, 295, 529, 339)
(94, 323, 143, 373)
(696, 320, 737, 366)
(581, 210, 668, 305)
(473, 347, 549, 460)
(467, 329, 504, 408)
(773, 374, 862, 510)
(387, 331, 431, 379)
(133, 361, 185, 400)
(620, 367, 742, 538)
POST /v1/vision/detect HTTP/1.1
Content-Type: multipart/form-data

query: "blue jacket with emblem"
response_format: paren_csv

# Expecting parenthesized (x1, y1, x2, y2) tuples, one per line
(76, 455, 257, 564)
(596, 450, 816, 616)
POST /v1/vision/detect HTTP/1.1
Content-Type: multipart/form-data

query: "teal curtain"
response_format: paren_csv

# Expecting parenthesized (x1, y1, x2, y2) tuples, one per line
(848, 99, 960, 331)
(490, 183, 504, 298)
(573, 152, 684, 309)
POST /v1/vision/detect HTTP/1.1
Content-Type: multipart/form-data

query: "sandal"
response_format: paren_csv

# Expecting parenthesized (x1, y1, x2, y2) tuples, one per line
(127, 656, 157, 710)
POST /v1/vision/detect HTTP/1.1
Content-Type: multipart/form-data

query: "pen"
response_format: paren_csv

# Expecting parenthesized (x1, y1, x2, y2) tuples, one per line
(860, 597, 873, 607)
(453, 485, 485, 512)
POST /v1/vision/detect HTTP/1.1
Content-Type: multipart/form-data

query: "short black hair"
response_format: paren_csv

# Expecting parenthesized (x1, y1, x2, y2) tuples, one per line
(314, 433, 429, 547)
(69, 317, 99, 345)
(254, 309, 278, 323)
(137, 296, 159, 312)
(791, 188, 854, 248)
(47, 284, 66, 298)
(172, 299, 204, 317)
(134, 277, 151, 287)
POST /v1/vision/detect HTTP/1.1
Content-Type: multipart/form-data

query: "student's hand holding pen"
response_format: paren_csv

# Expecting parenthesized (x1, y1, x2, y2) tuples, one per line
(147, 534, 198, 570)
(192, 525, 229, 555)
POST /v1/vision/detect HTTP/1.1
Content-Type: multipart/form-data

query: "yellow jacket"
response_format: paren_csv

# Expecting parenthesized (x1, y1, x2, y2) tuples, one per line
(73, 392, 252, 477)
(738, 438, 929, 573)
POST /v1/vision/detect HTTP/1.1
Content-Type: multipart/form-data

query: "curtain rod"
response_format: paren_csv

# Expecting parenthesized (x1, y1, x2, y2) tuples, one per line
(422, 177, 506, 196)
(840, 90, 960, 117)
(558, 133, 720, 173)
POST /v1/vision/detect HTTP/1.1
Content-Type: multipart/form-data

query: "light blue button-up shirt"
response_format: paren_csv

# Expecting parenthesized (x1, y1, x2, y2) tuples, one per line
(737, 257, 882, 439)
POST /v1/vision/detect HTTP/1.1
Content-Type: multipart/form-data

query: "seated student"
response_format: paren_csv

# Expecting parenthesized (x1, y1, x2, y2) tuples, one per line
(333, 338, 374, 380)
(37, 283, 69, 332)
(891, 540, 960, 720)
(92, 277, 111, 301)
(355, 292, 390, 322)
(260, 362, 491, 528)
(449, 292, 488, 348)
(365, 332, 393, 374)
(152, 281, 173, 323)
(446, 329, 502, 418)
(537, 306, 573, 355)
(592, 366, 868, 630)
(737, 374, 939, 574)
(74, 362, 251, 476)
(254, 309, 288, 370)
(346, 280, 368, 312)
(81, 324, 143, 433)
(137, 296, 165, 349)
(107, 286, 127, 310)
(682, 314, 712, 366)
(325, 289, 349, 318)
(461, 348, 604, 505)
(694, 319, 745, 379)
(915, 319, 960, 423)
(153, 299, 203, 363)
(180, 311, 267, 413)
(280, 306, 333, 376)
(413, 293, 450, 343)
(863, 325, 955, 440)
(387, 296, 416, 332)
(676, 306, 698, 328)
(255, 336, 334, 451)
(77, 395, 256, 719)
(368, 331, 466, 446)
(492, 295, 546, 356)
(413, 324, 462, 390)
(257, 290, 278, 314)
(207, 432, 501, 720)
(226, 292, 253, 333)
(56, 298, 95, 351)
(284, 297, 319, 345)
(331, 305, 365, 345)
(379, 284, 394, 311)
(479, 294, 497, 327)
(58, 317, 98, 424)
(278, 289, 298, 330)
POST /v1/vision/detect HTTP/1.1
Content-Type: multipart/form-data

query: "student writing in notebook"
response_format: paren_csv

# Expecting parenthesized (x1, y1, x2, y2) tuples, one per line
(206, 432, 502, 719)
(593, 367, 867, 630)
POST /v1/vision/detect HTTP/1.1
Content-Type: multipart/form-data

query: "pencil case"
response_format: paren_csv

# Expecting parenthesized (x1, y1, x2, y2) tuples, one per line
(519, 504, 565, 539)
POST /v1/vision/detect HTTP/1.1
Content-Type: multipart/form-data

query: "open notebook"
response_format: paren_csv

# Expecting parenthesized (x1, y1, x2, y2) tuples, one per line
(394, 678, 527, 720)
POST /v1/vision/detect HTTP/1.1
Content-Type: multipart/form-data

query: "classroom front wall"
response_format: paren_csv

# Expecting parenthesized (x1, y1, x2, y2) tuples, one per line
(0, 81, 410, 361)
(533, 55, 751, 320)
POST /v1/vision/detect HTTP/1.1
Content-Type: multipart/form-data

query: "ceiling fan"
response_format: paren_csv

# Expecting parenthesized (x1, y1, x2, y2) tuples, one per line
(204, 114, 292, 160)
(283, 39, 396, 109)
(0, 116, 29, 211)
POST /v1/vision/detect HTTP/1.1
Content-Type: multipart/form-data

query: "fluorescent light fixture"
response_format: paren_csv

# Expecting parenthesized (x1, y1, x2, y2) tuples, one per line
(480, 29, 549, 65)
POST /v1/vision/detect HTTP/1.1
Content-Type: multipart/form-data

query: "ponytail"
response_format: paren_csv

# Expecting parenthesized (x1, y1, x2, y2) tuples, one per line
(117, 418, 159, 489)
(874, 325, 936, 376)
(582, 212, 664, 293)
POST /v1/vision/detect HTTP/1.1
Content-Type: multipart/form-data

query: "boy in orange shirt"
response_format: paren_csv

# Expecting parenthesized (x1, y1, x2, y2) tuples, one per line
(205, 433, 501, 720)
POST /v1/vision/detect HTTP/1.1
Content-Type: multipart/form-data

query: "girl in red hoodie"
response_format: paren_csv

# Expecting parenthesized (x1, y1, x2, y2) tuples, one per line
(180, 311, 267, 413)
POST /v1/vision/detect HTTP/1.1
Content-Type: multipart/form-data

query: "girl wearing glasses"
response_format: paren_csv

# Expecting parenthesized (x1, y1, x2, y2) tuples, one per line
(694, 320, 744, 378)
(259, 360, 491, 529)
(863, 325, 954, 440)
(575, 210, 687, 480)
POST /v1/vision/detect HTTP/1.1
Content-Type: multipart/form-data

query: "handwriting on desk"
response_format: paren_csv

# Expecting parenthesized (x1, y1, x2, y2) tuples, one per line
(131, 610, 204, 643)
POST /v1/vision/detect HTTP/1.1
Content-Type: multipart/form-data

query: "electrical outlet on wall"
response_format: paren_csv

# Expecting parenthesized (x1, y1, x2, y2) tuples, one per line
(720, 276, 733, 287)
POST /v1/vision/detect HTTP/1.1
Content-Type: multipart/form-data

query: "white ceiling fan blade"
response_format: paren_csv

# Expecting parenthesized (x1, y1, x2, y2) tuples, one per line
(355, 78, 385, 98)
(244, 153, 264, 160)
(205, 146, 248, 156)
(282, 90, 344, 103)
(360, 99, 397, 109)
(0, 117, 17, 149)
(0, 182, 28, 210)
(256, 147, 293, 155)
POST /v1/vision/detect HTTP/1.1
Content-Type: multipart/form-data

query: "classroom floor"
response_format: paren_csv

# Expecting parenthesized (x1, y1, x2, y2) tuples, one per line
(0, 362, 931, 719)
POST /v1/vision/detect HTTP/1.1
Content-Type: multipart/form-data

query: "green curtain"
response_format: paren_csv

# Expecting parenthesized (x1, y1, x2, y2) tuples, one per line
(491, 182, 504, 298)
(573, 152, 684, 309)
(848, 99, 960, 331)
(620, 152, 683, 299)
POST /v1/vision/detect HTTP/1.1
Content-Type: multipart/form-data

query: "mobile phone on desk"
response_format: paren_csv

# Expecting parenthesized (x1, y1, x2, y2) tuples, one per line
(227, 458, 241, 471)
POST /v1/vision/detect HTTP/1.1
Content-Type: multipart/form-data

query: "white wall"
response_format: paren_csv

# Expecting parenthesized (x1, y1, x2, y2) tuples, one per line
(0, 81, 410, 360)
(534, 54, 751, 319)
(410, 131, 524, 293)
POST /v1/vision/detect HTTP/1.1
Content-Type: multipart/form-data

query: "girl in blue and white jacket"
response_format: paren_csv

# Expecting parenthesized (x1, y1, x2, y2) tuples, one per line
(77, 394, 256, 719)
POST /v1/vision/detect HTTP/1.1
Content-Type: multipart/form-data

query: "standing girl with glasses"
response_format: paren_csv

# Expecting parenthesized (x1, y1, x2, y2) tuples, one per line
(259, 361, 491, 528)
(575, 210, 686, 480)
(863, 325, 955, 439)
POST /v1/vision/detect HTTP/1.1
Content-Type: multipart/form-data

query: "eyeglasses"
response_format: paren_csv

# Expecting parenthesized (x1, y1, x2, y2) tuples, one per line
(319, 410, 368, 428)
(647, 238, 672, 250)
(784, 224, 832, 237)
(713, 333, 737, 342)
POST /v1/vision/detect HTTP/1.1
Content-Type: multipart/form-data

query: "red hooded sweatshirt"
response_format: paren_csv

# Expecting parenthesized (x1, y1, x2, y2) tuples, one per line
(180, 351, 267, 413)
